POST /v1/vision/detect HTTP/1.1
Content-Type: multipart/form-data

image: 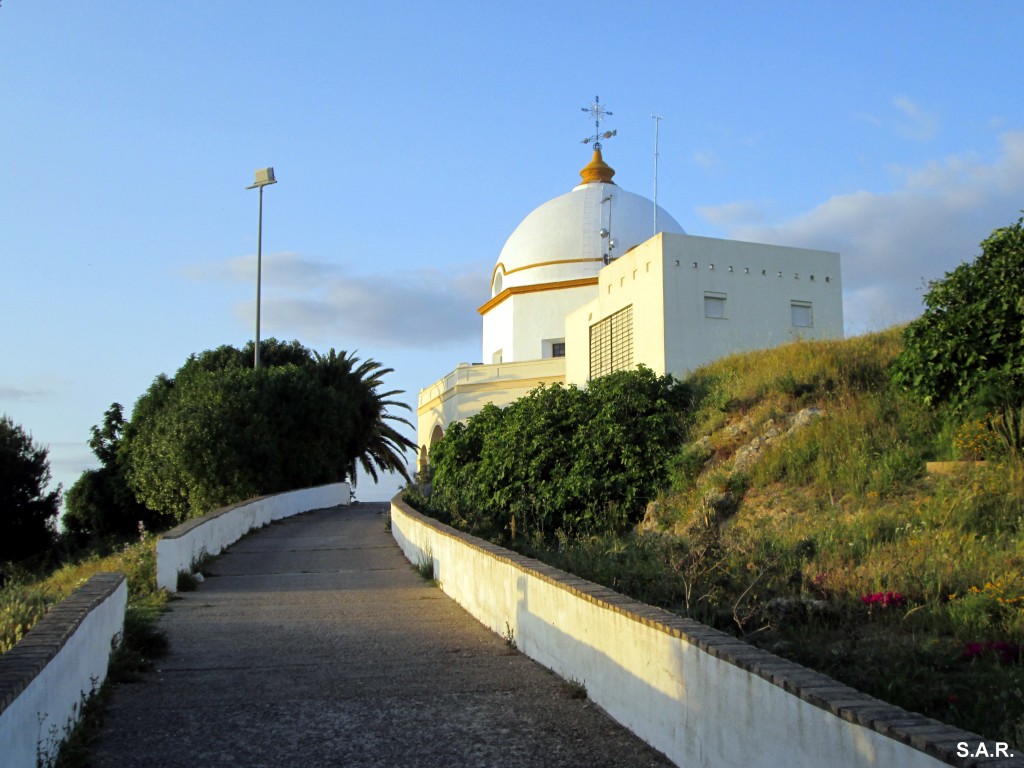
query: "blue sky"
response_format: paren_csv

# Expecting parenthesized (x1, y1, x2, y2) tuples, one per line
(3, 1, 1024, 504)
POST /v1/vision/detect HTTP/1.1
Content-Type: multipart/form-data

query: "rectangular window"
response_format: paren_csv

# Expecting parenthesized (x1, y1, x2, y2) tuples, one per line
(704, 293, 726, 319)
(791, 301, 813, 327)
(542, 338, 565, 359)
(589, 305, 633, 379)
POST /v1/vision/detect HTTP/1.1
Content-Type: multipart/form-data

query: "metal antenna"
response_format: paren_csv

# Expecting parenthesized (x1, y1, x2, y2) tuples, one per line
(601, 194, 615, 264)
(651, 114, 663, 236)
(581, 95, 617, 150)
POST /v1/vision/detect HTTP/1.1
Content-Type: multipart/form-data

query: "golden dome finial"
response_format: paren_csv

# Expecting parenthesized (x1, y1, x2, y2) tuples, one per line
(580, 148, 616, 185)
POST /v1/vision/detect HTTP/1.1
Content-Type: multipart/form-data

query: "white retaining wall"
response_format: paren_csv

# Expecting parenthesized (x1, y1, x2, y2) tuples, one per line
(0, 573, 127, 768)
(156, 483, 350, 591)
(390, 496, 1010, 768)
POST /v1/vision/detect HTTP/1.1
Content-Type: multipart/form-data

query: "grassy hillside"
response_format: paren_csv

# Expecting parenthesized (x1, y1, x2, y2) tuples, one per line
(1, 534, 165, 653)
(521, 328, 1024, 744)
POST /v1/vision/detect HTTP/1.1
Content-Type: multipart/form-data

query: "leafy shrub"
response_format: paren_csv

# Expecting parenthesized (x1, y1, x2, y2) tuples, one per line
(429, 367, 689, 543)
(63, 404, 168, 547)
(123, 341, 413, 522)
(892, 216, 1024, 409)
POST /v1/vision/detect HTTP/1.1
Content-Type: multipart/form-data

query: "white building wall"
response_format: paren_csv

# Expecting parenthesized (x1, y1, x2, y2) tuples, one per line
(566, 233, 842, 386)
(481, 284, 597, 363)
(481, 299, 515, 364)
(662, 234, 842, 377)
(566, 237, 668, 385)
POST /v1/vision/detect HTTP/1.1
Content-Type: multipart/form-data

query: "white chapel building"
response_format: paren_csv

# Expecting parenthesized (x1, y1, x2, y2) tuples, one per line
(416, 145, 843, 473)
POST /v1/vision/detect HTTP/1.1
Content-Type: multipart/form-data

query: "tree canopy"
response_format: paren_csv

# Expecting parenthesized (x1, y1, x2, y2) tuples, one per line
(892, 216, 1024, 409)
(0, 415, 60, 564)
(427, 367, 689, 543)
(64, 403, 166, 544)
(122, 340, 415, 522)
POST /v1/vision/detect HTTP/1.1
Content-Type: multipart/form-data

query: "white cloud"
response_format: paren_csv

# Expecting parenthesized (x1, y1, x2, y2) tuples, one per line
(699, 131, 1024, 335)
(856, 96, 940, 142)
(893, 95, 940, 141)
(0, 385, 49, 402)
(697, 200, 772, 229)
(187, 253, 488, 349)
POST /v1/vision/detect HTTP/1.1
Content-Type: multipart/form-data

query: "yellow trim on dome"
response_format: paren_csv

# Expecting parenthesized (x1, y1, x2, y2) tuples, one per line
(478, 277, 598, 315)
(490, 258, 604, 288)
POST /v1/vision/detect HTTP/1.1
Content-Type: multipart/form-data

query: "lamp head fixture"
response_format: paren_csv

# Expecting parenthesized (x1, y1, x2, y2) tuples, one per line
(246, 167, 277, 189)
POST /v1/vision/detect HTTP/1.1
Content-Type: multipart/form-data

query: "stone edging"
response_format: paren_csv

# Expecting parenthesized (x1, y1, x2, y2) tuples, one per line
(0, 572, 126, 715)
(392, 495, 1022, 767)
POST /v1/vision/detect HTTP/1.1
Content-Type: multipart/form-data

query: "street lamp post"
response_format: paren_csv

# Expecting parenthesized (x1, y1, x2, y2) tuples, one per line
(246, 167, 277, 369)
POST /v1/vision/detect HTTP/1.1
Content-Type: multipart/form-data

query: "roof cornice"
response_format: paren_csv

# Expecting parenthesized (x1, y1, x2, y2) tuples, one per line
(478, 277, 599, 315)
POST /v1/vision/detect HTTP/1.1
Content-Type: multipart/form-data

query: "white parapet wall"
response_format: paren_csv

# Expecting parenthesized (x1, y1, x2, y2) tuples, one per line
(0, 573, 127, 768)
(390, 495, 1018, 768)
(156, 483, 350, 592)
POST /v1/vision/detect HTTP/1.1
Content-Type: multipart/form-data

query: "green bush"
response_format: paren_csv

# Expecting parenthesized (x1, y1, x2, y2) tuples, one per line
(429, 367, 689, 543)
(892, 216, 1024, 410)
(123, 341, 414, 522)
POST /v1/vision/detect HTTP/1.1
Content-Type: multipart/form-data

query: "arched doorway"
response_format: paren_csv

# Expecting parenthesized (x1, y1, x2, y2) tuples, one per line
(419, 424, 445, 478)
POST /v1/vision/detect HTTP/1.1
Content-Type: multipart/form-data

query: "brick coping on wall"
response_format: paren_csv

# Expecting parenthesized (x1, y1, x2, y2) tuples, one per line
(0, 572, 126, 715)
(393, 496, 1023, 768)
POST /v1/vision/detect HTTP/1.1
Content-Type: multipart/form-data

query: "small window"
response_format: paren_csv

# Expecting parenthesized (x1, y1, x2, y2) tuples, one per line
(492, 271, 503, 297)
(791, 301, 813, 327)
(543, 338, 566, 359)
(704, 293, 726, 319)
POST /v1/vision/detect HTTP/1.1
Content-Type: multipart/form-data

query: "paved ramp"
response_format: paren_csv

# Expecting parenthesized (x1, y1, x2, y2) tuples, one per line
(88, 503, 672, 767)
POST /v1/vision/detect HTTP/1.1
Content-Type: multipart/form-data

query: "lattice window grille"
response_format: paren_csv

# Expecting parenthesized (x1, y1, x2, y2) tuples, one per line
(589, 305, 634, 380)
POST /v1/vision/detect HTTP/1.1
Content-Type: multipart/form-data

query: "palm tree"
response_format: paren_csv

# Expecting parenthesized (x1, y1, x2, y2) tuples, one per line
(312, 349, 416, 487)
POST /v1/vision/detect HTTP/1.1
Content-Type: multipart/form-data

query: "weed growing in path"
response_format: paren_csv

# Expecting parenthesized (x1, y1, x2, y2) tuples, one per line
(563, 677, 587, 700)
(414, 551, 435, 583)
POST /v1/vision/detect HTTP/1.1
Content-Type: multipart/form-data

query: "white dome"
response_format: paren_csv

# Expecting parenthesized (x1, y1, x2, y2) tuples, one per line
(492, 155, 684, 294)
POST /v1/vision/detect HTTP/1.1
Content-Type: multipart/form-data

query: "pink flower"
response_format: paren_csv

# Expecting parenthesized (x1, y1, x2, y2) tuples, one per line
(989, 641, 1021, 664)
(962, 642, 986, 660)
(962, 641, 1021, 663)
(860, 591, 906, 608)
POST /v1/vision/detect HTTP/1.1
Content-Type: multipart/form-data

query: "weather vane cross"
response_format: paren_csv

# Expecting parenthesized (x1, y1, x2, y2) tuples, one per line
(581, 95, 617, 151)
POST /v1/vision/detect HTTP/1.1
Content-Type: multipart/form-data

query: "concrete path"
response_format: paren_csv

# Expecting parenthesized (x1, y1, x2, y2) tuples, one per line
(88, 503, 673, 767)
